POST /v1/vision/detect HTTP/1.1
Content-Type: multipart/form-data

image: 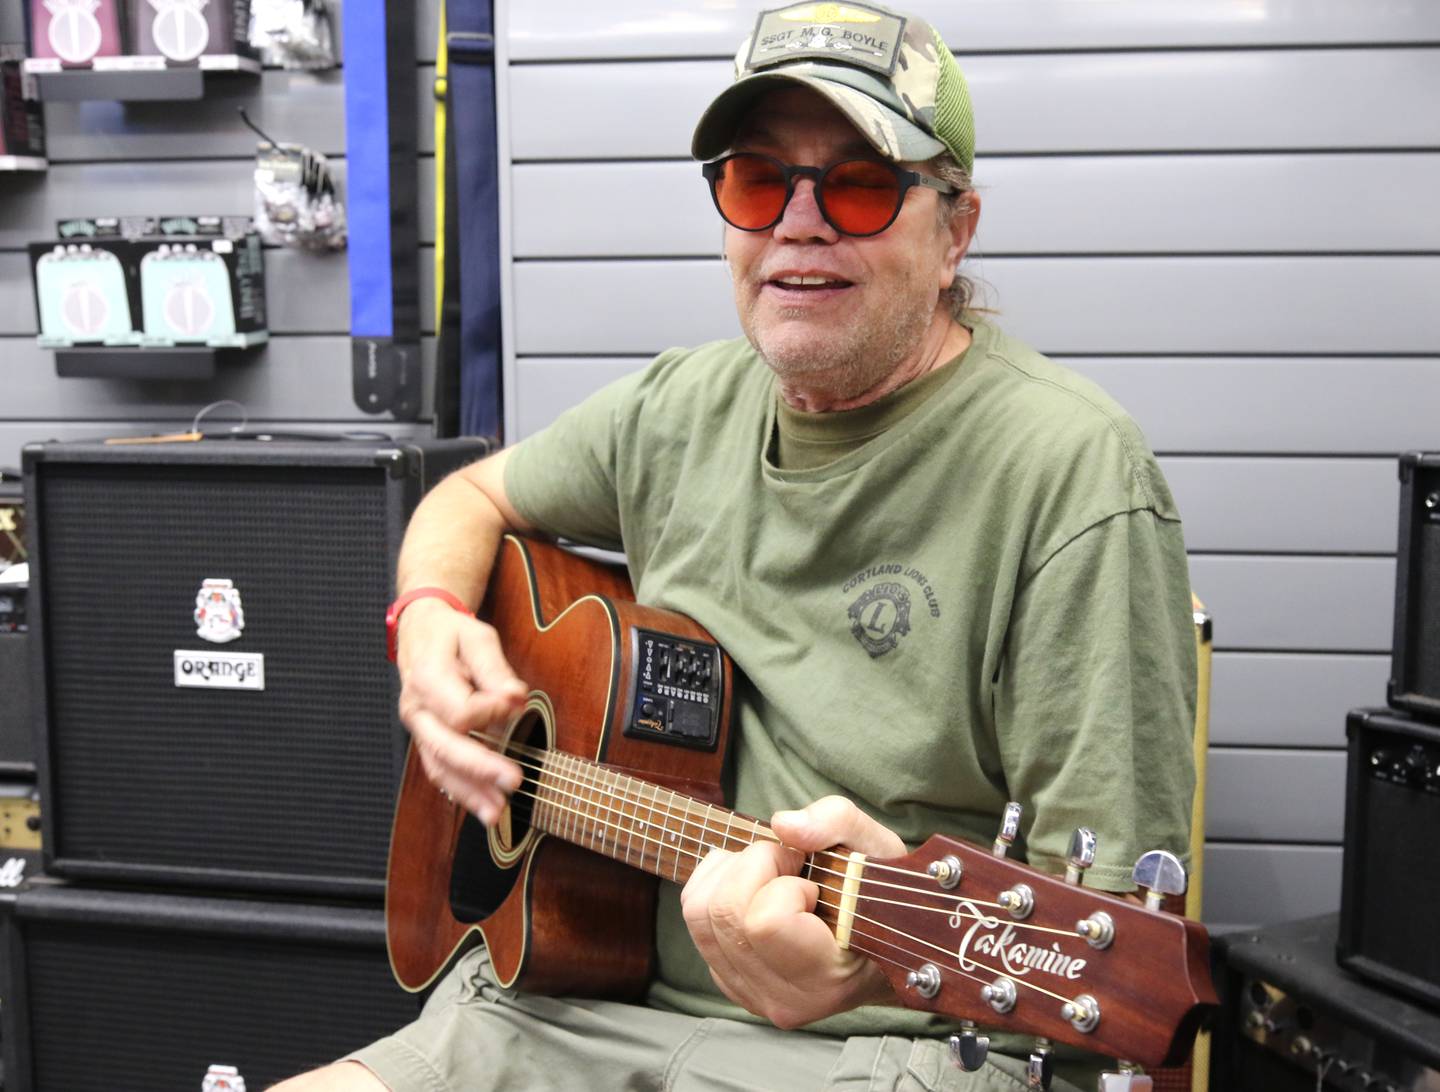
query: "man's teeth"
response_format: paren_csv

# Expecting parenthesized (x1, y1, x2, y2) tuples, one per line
(776, 275, 841, 286)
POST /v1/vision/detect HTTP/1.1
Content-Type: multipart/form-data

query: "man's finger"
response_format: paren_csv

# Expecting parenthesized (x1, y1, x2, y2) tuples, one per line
(770, 796, 906, 857)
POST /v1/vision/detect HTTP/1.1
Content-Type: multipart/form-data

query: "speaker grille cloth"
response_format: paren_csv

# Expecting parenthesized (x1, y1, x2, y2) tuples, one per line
(24, 918, 418, 1087)
(40, 462, 398, 886)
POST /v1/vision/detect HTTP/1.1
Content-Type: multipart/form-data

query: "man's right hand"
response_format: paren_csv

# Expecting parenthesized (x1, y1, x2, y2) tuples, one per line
(395, 596, 529, 826)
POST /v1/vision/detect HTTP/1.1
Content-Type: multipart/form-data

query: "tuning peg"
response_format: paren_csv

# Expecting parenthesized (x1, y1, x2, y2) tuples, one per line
(996, 882, 1034, 919)
(948, 1022, 989, 1071)
(927, 854, 963, 889)
(1027, 1038, 1054, 1090)
(1131, 849, 1187, 910)
(904, 962, 942, 999)
(1098, 1062, 1153, 1091)
(981, 976, 1017, 1014)
(993, 801, 1022, 856)
(1064, 827, 1097, 885)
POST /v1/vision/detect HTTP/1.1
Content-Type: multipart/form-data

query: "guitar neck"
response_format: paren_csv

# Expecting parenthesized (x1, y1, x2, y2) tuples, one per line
(529, 749, 851, 932)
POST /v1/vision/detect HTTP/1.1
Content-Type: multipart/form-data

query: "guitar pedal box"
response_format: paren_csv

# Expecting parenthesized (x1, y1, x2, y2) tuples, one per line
(1212, 915, 1440, 1092)
(29, 239, 141, 346)
(0, 883, 418, 1090)
(28, 0, 126, 66)
(23, 437, 490, 899)
(1338, 707, 1440, 1008)
(129, 0, 254, 64)
(1, 47, 45, 168)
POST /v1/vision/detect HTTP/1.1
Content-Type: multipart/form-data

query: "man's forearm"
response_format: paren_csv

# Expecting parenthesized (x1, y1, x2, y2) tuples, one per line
(395, 448, 530, 610)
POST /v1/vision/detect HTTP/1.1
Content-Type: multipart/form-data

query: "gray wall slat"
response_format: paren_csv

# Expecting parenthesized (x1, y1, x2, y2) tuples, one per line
(1161, 457, 1398, 554)
(0, 420, 434, 472)
(512, 154, 1440, 258)
(0, 335, 435, 421)
(1209, 653, 1389, 748)
(507, 51, 1440, 161)
(506, 0, 1440, 59)
(3, 245, 436, 337)
(40, 69, 437, 161)
(511, 356, 1440, 457)
(1067, 359, 1440, 457)
(510, 258, 1440, 356)
(1187, 555, 1395, 653)
(0, 160, 437, 250)
(1201, 843, 1342, 926)
(1205, 749, 1347, 842)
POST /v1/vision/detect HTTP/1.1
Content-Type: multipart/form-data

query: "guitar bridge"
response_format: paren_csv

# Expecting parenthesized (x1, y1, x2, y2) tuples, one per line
(624, 628, 724, 750)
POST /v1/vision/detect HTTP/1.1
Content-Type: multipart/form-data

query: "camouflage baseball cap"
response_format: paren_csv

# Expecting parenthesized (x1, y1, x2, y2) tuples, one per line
(691, 2, 974, 176)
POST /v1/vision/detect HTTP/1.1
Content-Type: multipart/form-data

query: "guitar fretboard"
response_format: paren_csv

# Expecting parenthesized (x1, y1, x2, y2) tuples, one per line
(526, 749, 851, 930)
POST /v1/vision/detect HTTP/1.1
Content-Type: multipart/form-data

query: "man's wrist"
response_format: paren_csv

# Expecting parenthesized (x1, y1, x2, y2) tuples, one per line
(386, 587, 471, 662)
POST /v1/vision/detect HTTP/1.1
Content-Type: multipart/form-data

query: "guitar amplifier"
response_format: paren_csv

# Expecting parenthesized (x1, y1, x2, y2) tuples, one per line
(1337, 707, 1440, 1007)
(22, 437, 490, 898)
(1389, 452, 1440, 719)
(1211, 915, 1440, 1092)
(0, 882, 419, 1091)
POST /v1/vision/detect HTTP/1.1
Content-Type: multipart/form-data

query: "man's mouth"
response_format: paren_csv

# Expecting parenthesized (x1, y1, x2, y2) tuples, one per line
(766, 274, 853, 293)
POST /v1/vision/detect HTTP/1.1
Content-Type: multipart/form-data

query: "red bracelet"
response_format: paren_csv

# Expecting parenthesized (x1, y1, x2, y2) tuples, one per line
(385, 586, 470, 663)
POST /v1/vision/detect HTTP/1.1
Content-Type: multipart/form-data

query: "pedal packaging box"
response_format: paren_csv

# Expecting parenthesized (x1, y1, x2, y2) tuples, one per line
(135, 217, 267, 347)
(130, 0, 254, 64)
(28, 239, 141, 347)
(1, 48, 45, 166)
(28, 0, 125, 66)
(23, 437, 491, 898)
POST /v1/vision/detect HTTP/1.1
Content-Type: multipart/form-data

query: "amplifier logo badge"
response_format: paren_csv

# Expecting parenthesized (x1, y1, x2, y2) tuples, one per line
(174, 650, 265, 691)
(194, 578, 245, 643)
(202, 1064, 246, 1091)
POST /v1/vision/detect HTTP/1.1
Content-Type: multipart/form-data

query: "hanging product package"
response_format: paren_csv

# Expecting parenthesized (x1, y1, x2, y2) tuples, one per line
(249, 0, 335, 70)
(253, 140, 346, 251)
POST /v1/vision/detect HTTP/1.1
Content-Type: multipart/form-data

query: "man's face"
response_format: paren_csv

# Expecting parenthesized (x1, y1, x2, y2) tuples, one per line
(723, 87, 972, 402)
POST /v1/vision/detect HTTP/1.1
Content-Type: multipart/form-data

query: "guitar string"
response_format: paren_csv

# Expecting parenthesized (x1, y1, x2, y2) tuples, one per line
(482, 738, 1085, 940)
(496, 775, 1084, 1010)
(466, 756, 1091, 1011)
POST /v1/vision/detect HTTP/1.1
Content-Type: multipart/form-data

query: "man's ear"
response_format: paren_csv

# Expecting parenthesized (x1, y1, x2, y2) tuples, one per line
(947, 189, 981, 269)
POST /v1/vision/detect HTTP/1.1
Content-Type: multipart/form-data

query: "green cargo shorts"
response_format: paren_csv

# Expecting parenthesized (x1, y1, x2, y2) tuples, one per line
(347, 948, 1099, 1092)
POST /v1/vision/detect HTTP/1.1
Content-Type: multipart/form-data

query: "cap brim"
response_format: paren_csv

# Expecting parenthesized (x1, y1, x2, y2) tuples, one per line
(691, 70, 946, 164)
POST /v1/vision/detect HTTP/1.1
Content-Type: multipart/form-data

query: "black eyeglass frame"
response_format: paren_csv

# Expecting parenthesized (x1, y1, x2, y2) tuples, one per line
(701, 152, 958, 238)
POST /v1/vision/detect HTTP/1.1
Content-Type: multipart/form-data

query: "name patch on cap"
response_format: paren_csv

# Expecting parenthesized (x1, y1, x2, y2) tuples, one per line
(746, 2, 906, 77)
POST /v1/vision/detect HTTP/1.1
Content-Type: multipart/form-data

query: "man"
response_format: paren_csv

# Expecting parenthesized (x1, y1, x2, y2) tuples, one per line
(277, 3, 1195, 1089)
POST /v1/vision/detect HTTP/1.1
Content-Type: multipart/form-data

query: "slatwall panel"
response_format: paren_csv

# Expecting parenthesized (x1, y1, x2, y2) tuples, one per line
(0, 0, 444, 470)
(496, 0, 1440, 929)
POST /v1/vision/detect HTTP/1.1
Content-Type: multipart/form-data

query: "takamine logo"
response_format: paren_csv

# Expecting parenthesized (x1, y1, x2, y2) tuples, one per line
(174, 650, 265, 690)
(950, 899, 1088, 982)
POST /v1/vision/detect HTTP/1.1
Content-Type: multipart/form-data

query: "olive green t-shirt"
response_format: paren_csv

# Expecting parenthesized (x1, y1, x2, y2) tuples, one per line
(504, 318, 1197, 1039)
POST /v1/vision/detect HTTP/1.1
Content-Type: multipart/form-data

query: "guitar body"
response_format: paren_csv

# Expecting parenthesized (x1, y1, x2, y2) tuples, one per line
(386, 535, 734, 997)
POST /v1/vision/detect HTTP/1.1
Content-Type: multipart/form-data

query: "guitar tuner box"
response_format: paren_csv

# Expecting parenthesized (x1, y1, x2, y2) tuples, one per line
(28, 0, 126, 66)
(129, 0, 255, 64)
(28, 240, 142, 347)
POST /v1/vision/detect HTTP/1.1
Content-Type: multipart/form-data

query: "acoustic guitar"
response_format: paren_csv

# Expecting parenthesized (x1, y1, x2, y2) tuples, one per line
(385, 535, 1215, 1074)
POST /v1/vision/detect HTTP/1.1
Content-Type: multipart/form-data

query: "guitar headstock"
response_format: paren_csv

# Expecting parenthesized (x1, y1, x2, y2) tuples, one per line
(834, 813, 1215, 1069)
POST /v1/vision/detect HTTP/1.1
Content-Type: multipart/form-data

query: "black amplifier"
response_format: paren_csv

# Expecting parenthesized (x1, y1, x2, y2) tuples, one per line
(1338, 707, 1440, 1007)
(1212, 914, 1440, 1092)
(0, 882, 419, 1090)
(23, 437, 490, 899)
(1390, 453, 1440, 719)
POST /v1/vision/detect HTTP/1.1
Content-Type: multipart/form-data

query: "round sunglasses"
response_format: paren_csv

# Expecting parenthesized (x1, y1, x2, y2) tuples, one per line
(702, 152, 957, 238)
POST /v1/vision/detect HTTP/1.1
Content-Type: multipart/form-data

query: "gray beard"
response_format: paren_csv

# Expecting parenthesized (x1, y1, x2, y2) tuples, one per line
(744, 291, 936, 405)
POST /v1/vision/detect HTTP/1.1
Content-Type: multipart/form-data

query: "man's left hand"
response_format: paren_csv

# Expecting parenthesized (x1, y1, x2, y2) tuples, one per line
(680, 795, 907, 1029)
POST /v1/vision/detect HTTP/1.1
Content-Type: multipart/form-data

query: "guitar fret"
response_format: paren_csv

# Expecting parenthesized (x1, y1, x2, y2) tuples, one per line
(644, 781, 661, 876)
(723, 808, 734, 853)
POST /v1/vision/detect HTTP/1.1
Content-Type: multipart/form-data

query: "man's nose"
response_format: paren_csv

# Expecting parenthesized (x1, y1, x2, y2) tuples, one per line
(774, 178, 839, 243)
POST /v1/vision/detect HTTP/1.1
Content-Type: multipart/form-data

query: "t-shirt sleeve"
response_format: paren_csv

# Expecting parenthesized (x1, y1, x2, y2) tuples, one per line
(992, 508, 1198, 891)
(502, 368, 651, 552)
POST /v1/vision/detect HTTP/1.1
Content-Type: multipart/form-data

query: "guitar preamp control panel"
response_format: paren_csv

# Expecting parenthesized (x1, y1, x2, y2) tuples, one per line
(624, 629, 723, 750)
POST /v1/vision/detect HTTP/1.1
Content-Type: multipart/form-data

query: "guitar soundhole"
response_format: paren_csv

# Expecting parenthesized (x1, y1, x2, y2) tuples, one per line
(447, 709, 548, 922)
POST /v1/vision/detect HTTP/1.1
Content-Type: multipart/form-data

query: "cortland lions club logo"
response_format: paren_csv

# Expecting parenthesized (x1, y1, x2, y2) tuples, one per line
(202, 1065, 246, 1092)
(848, 581, 911, 658)
(194, 578, 245, 644)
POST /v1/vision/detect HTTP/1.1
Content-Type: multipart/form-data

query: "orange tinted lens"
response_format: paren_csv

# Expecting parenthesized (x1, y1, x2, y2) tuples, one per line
(715, 155, 788, 229)
(821, 160, 902, 234)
